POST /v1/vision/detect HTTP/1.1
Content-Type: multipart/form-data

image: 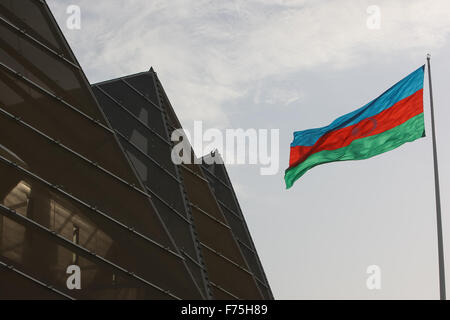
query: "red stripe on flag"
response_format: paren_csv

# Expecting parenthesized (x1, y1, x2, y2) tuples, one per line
(289, 89, 423, 168)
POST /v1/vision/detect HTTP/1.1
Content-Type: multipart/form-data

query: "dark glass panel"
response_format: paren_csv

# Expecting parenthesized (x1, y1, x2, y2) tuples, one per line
(0, 160, 201, 299)
(181, 166, 227, 223)
(152, 197, 196, 259)
(0, 12, 106, 123)
(121, 141, 185, 214)
(202, 249, 262, 300)
(0, 0, 63, 53)
(203, 162, 229, 185)
(93, 86, 176, 175)
(191, 207, 246, 266)
(208, 176, 240, 213)
(257, 281, 271, 300)
(210, 286, 238, 300)
(239, 243, 265, 285)
(96, 80, 166, 138)
(0, 268, 67, 300)
(0, 49, 138, 185)
(124, 73, 160, 108)
(218, 204, 251, 246)
(184, 257, 208, 299)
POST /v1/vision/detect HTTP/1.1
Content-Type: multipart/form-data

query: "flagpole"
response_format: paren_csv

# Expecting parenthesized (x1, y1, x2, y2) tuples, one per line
(427, 54, 446, 300)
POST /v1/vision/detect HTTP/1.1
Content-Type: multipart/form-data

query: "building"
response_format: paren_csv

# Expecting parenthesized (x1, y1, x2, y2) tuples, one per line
(0, 0, 272, 299)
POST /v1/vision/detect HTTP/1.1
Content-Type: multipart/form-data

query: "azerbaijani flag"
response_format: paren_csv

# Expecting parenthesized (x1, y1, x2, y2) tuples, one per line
(285, 66, 426, 189)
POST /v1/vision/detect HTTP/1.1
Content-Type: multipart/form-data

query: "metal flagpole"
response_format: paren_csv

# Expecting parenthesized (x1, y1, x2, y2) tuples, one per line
(426, 54, 446, 300)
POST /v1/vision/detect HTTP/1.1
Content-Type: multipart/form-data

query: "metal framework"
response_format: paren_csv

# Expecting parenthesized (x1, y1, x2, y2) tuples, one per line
(0, 0, 272, 300)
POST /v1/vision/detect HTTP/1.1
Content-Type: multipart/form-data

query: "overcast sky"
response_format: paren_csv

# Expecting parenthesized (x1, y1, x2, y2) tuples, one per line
(48, 0, 450, 299)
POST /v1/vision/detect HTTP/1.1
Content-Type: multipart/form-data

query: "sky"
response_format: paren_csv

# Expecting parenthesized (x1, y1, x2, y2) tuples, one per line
(48, 0, 450, 299)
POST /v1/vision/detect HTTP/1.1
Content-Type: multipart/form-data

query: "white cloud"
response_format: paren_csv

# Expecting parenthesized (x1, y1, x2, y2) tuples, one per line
(253, 82, 304, 106)
(48, 0, 450, 128)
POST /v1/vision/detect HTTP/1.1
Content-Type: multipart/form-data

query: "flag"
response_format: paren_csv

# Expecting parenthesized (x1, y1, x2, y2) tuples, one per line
(285, 66, 425, 189)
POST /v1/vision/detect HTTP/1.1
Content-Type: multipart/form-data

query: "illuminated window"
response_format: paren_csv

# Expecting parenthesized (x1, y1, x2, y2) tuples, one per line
(72, 225, 80, 264)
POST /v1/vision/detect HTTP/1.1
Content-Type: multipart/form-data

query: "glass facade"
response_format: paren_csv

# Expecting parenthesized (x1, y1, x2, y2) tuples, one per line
(202, 160, 273, 299)
(0, 0, 272, 300)
(152, 75, 273, 300)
